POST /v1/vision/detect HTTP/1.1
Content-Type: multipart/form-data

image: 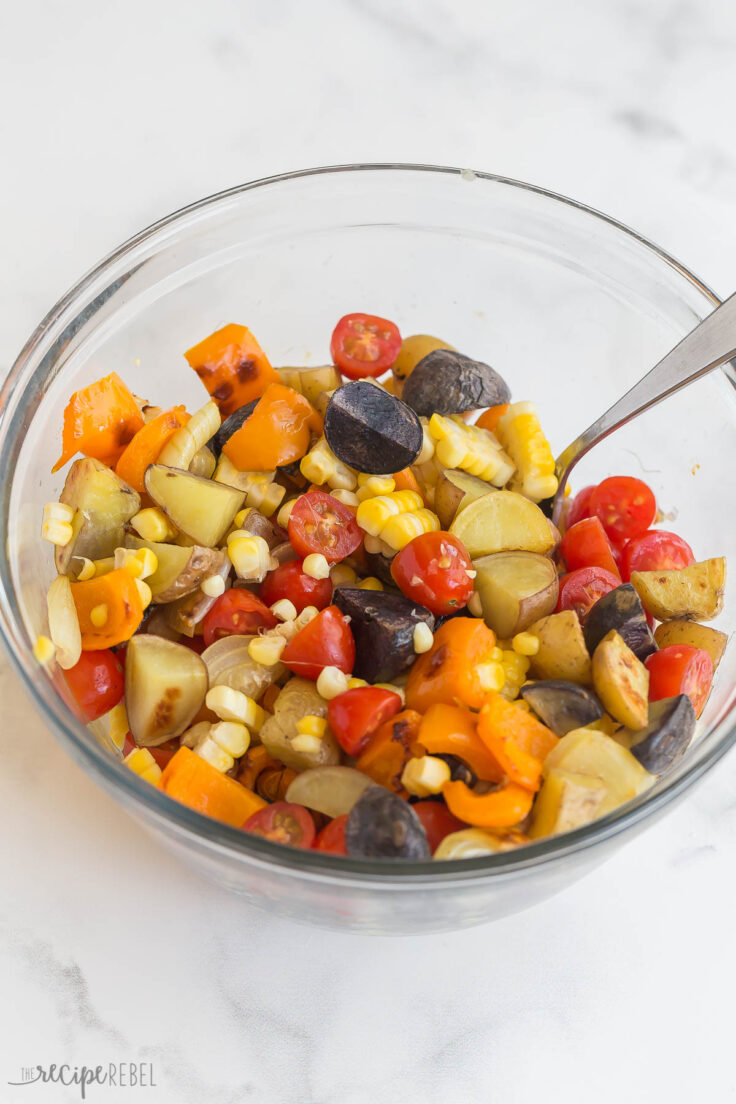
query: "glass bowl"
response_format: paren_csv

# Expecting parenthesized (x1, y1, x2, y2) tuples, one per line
(1, 164, 734, 935)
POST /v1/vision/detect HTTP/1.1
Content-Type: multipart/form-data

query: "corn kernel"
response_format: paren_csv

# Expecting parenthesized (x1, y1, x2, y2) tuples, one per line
(130, 507, 178, 542)
(248, 635, 286, 666)
(413, 623, 434, 654)
(348, 677, 369, 690)
(356, 474, 396, 501)
(490, 646, 504, 661)
(92, 557, 115, 576)
(495, 402, 558, 502)
(33, 635, 56, 665)
(42, 518, 73, 546)
(374, 682, 406, 704)
(270, 598, 297, 622)
(114, 547, 158, 579)
(303, 553, 331, 580)
(330, 563, 358, 587)
(300, 437, 357, 490)
(44, 501, 75, 524)
(210, 720, 251, 757)
(277, 498, 298, 529)
(158, 400, 220, 469)
(401, 755, 451, 797)
(467, 592, 483, 617)
(205, 686, 266, 731)
(296, 715, 328, 738)
(330, 489, 360, 508)
(124, 747, 162, 784)
(316, 665, 350, 699)
(228, 534, 271, 580)
(416, 420, 436, 464)
(201, 574, 226, 598)
(512, 632, 540, 656)
(477, 662, 506, 692)
(108, 702, 129, 751)
(74, 558, 96, 581)
(358, 576, 384, 591)
(89, 603, 108, 628)
(290, 734, 323, 754)
(134, 579, 153, 609)
(295, 605, 319, 627)
(429, 413, 515, 486)
(194, 734, 234, 772)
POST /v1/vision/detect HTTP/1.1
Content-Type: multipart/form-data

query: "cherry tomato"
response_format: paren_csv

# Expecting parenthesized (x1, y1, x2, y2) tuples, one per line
(202, 589, 277, 647)
(62, 649, 124, 721)
(646, 645, 713, 718)
(412, 801, 467, 854)
(288, 491, 362, 564)
(330, 313, 402, 380)
(556, 567, 621, 621)
(327, 686, 403, 756)
(559, 517, 621, 579)
(619, 530, 695, 582)
(314, 813, 349, 854)
(390, 531, 474, 615)
(242, 801, 316, 848)
(589, 476, 656, 544)
(281, 605, 355, 680)
(259, 558, 333, 613)
(564, 485, 596, 531)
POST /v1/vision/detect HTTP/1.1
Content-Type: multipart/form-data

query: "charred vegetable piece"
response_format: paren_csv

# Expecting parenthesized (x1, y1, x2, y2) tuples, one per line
(449, 491, 556, 558)
(519, 680, 604, 735)
(584, 583, 657, 662)
(332, 587, 434, 683)
(125, 634, 208, 746)
(144, 464, 245, 547)
(345, 786, 431, 859)
(391, 335, 454, 396)
(591, 630, 649, 729)
(324, 382, 423, 475)
(434, 469, 495, 529)
(631, 558, 726, 622)
(529, 768, 609, 838)
(401, 349, 511, 417)
(616, 695, 695, 775)
(542, 726, 654, 811)
(126, 537, 228, 603)
(653, 620, 728, 670)
(528, 611, 592, 685)
(363, 549, 397, 586)
(207, 400, 258, 458)
(285, 766, 375, 818)
(55, 458, 140, 575)
(234, 508, 287, 551)
(473, 551, 559, 638)
(259, 677, 340, 772)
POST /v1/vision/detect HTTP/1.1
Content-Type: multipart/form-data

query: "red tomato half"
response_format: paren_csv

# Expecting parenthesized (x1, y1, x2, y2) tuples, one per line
(619, 530, 695, 582)
(559, 517, 621, 579)
(242, 801, 316, 848)
(62, 649, 124, 721)
(314, 813, 349, 854)
(327, 686, 403, 756)
(203, 589, 277, 647)
(288, 491, 362, 564)
(330, 313, 402, 380)
(281, 605, 355, 680)
(391, 531, 474, 615)
(556, 567, 621, 621)
(259, 559, 333, 613)
(412, 801, 466, 854)
(564, 484, 596, 531)
(646, 645, 713, 718)
(589, 476, 656, 544)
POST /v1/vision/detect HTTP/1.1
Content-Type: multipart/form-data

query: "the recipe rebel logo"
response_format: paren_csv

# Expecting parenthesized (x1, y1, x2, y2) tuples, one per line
(8, 1063, 157, 1098)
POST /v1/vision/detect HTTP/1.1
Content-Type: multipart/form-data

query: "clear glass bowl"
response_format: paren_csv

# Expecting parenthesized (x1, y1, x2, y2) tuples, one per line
(1, 165, 734, 934)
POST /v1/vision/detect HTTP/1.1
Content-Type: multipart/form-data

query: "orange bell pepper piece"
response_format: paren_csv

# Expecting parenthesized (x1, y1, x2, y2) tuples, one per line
(355, 710, 424, 795)
(477, 692, 559, 791)
(115, 405, 189, 492)
(223, 383, 323, 471)
(159, 747, 266, 826)
(53, 372, 145, 472)
(184, 323, 281, 417)
(442, 779, 534, 828)
(475, 404, 510, 433)
(70, 568, 144, 649)
(418, 703, 503, 783)
(405, 618, 497, 713)
(393, 467, 422, 495)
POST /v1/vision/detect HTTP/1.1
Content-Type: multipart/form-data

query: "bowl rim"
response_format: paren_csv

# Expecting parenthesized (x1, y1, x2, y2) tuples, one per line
(1, 161, 733, 883)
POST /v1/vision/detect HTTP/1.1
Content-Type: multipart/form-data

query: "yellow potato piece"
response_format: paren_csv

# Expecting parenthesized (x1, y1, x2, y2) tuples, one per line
(528, 610, 592, 685)
(631, 558, 726, 622)
(592, 630, 649, 730)
(529, 768, 608, 838)
(449, 490, 555, 558)
(654, 619, 728, 669)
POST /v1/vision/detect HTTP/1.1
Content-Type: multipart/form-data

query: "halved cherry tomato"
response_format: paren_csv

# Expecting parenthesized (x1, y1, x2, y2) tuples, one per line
(646, 645, 713, 718)
(619, 530, 695, 582)
(391, 531, 474, 615)
(559, 517, 621, 579)
(242, 801, 316, 848)
(564, 484, 596, 531)
(62, 649, 124, 721)
(288, 491, 362, 564)
(281, 605, 355, 680)
(202, 589, 277, 647)
(412, 801, 466, 854)
(589, 476, 656, 544)
(259, 558, 333, 613)
(314, 814, 349, 854)
(330, 313, 402, 380)
(556, 567, 621, 621)
(327, 686, 403, 756)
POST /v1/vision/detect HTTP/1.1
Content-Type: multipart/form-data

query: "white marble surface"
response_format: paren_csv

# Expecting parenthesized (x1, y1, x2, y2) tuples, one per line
(2, 1, 736, 1100)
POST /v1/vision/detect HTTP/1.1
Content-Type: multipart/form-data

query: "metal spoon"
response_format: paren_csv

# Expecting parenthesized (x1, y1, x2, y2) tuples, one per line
(551, 290, 736, 525)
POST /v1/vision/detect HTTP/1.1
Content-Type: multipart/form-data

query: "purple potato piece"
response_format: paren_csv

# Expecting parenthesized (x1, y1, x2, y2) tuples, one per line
(333, 587, 434, 683)
(626, 695, 695, 775)
(346, 787, 431, 859)
(584, 583, 657, 661)
(324, 382, 423, 475)
(401, 349, 511, 416)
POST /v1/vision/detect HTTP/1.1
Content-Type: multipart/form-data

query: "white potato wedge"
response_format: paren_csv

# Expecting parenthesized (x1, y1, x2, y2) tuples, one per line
(125, 634, 208, 746)
(449, 490, 555, 558)
(144, 464, 244, 547)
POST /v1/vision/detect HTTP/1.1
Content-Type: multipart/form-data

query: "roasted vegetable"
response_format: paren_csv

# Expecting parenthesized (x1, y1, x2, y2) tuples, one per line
(115, 406, 189, 491)
(184, 323, 280, 417)
(126, 536, 227, 603)
(528, 611, 592, 685)
(222, 383, 322, 471)
(285, 766, 374, 818)
(232, 508, 287, 551)
(429, 415, 514, 486)
(529, 768, 609, 838)
(541, 726, 654, 813)
(259, 678, 341, 771)
(591, 630, 649, 729)
(631, 558, 726, 622)
(405, 617, 497, 712)
(324, 382, 423, 475)
(345, 786, 431, 859)
(473, 550, 559, 638)
(615, 695, 695, 775)
(583, 583, 657, 662)
(442, 779, 533, 828)
(355, 709, 424, 794)
(159, 746, 265, 826)
(401, 349, 510, 416)
(433, 469, 495, 529)
(162, 555, 232, 636)
(653, 620, 728, 670)
(449, 490, 556, 558)
(418, 703, 502, 782)
(390, 335, 454, 397)
(277, 365, 342, 405)
(144, 464, 244, 547)
(55, 458, 140, 575)
(71, 568, 144, 649)
(434, 827, 525, 859)
(519, 680, 604, 735)
(125, 634, 208, 746)
(208, 400, 258, 458)
(495, 401, 558, 503)
(202, 634, 284, 700)
(53, 372, 144, 472)
(477, 692, 558, 791)
(332, 587, 434, 683)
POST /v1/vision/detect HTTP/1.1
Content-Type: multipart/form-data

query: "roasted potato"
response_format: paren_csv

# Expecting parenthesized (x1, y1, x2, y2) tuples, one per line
(277, 365, 342, 405)
(391, 335, 455, 396)
(401, 349, 510, 416)
(528, 611, 592, 685)
(591, 630, 649, 730)
(55, 458, 140, 575)
(235, 508, 287, 551)
(202, 633, 285, 701)
(519, 680, 603, 735)
(434, 469, 494, 528)
(333, 587, 434, 683)
(145, 463, 244, 547)
(541, 726, 654, 810)
(125, 634, 208, 746)
(285, 766, 374, 817)
(324, 382, 423, 475)
(473, 551, 559, 638)
(529, 768, 608, 838)
(584, 583, 656, 662)
(126, 536, 228, 603)
(260, 678, 341, 771)
(614, 694, 695, 775)
(631, 558, 726, 622)
(654, 619, 728, 669)
(449, 491, 556, 558)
